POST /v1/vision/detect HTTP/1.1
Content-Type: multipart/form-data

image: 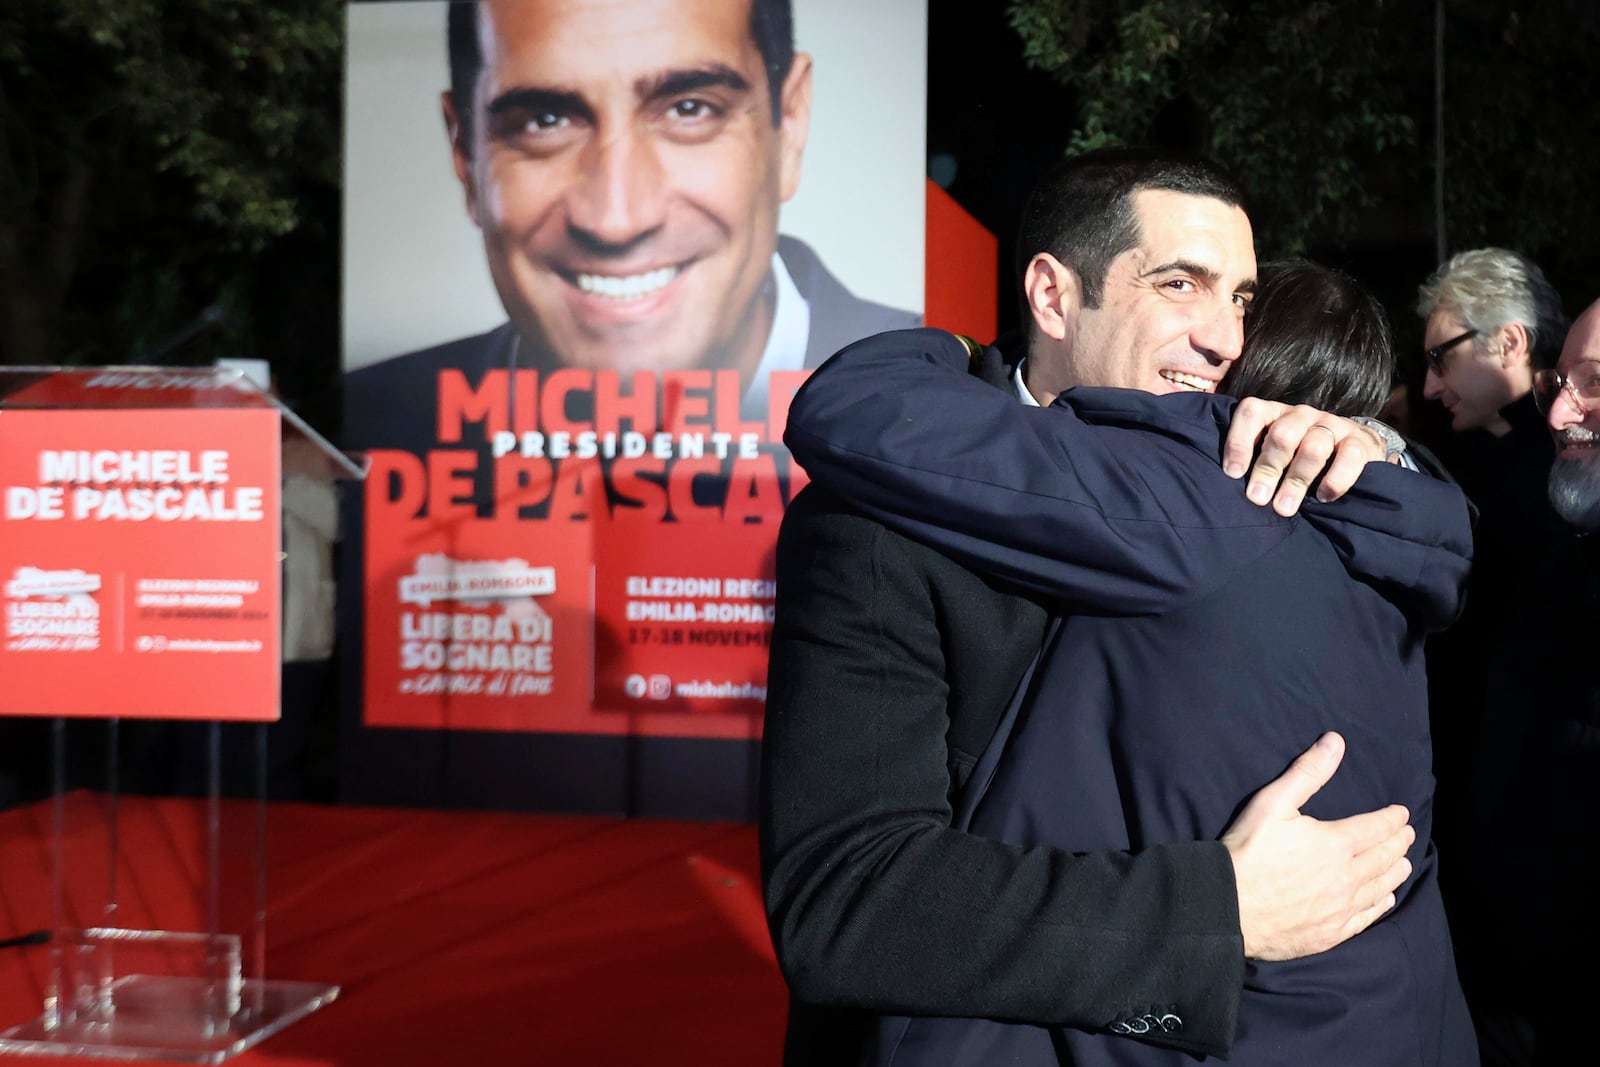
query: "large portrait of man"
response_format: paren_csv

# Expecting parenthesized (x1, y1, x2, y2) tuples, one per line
(337, 0, 926, 812)
(345, 0, 923, 428)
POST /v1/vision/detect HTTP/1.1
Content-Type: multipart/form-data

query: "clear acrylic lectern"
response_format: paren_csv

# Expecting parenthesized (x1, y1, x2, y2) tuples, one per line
(0, 365, 365, 1061)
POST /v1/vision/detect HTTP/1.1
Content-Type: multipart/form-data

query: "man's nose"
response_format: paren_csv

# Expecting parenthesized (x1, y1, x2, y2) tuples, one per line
(1193, 302, 1244, 365)
(1422, 367, 1444, 400)
(566, 127, 669, 249)
(1547, 386, 1585, 433)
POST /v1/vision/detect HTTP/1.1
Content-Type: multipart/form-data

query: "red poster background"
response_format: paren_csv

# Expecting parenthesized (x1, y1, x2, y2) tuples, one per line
(0, 409, 281, 720)
(361, 504, 782, 741)
(360, 454, 595, 733)
(4, 368, 275, 412)
(359, 368, 806, 739)
(355, 186, 999, 741)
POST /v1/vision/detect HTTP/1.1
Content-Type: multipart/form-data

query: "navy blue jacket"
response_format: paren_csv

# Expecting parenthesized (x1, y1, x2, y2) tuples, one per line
(764, 350, 1246, 1065)
(785, 329, 1478, 1065)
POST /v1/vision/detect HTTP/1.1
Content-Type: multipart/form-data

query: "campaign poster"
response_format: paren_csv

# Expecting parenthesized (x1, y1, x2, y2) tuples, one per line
(0, 403, 281, 721)
(342, 0, 927, 741)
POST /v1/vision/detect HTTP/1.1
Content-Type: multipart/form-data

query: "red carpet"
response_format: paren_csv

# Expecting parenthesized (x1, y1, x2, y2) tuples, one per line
(0, 793, 787, 1065)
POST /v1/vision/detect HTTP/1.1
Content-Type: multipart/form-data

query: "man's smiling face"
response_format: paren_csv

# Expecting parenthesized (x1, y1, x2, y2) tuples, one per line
(1064, 188, 1257, 396)
(1547, 302, 1600, 528)
(446, 0, 810, 376)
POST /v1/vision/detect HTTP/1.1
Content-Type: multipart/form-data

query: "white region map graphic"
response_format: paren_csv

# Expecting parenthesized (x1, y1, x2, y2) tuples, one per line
(399, 553, 556, 607)
(5, 566, 102, 652)
(397, 554, 558, 699)
(5, 567, 101, 599)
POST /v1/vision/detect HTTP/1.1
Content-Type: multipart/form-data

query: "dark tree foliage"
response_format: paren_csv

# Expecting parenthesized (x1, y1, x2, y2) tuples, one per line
(1007, 0, 1600, 317)
(3, 0, 1597, 435)
(0, 0, 343, 426)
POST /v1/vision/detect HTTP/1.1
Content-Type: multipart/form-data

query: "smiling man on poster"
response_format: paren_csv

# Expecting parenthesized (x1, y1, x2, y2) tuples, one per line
(340, 0, 920, 765)
(345, 0, 917, 446)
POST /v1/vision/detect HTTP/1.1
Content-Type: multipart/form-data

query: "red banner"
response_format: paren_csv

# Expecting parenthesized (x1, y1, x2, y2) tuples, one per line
(0, 409, 281, 720)
(338, 2, 955, 760)
(3, 367, 276, 412)
(360, 368, 809, 738)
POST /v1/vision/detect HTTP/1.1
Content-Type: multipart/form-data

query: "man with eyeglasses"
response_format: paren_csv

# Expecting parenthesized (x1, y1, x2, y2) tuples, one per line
(1539, 304, 1600, 521)
(1407, 250, 1569, 1056)
(1418, 249, 1567, 435)
(1415, 249, 1566, 566)
(1454, 297, 1600, 1067)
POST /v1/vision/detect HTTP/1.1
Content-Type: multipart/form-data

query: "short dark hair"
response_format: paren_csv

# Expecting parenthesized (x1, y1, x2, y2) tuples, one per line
(1015, 146, 1247, 310)
(447, 0, 794, 153)
(1221, 260, 1394, 417)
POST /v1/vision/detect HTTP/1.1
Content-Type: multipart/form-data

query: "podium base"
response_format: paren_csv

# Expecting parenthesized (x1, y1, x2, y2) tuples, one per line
(0, 977, 339, 1063)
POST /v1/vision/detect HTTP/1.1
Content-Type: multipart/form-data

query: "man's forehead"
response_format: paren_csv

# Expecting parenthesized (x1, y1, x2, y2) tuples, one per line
(1423, 306, 1467, 342)
(479, 0, 760, 83)
(1126, 188, 1256, 279)
(1560, 311, 1600, 369)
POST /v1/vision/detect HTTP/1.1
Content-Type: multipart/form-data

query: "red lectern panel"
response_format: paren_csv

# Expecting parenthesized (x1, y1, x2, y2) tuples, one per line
(0, 408, 281, 721)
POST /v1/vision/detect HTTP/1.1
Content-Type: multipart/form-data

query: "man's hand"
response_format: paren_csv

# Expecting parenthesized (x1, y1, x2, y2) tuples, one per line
(1222, 399, 1388, 516)
(1222, 732, 1415, 961)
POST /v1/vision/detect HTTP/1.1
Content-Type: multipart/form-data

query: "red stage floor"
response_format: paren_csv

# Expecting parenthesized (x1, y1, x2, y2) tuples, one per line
(0, 794, 787, 1065)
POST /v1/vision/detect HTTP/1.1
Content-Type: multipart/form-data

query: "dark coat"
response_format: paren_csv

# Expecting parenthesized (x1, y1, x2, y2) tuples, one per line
(1468, 515, 1600, 1066)
(1424, 392, 1556, 886)
(783, 328, 1479, 1066)
(762, 341, 1250, 1066)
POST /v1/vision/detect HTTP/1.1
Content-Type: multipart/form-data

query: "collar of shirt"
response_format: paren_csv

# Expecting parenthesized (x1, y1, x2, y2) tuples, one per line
(741, 252, 808, 421)
(1012, 357, 1041, 407)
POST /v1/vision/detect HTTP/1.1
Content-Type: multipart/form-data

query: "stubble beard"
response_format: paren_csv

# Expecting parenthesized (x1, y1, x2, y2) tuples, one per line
(1548, 427, 1600, 530)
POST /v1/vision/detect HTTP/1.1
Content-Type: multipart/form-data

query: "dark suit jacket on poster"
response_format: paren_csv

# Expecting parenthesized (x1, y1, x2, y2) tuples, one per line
(761, 342, 1251, 1066)
(342, 235, 918, 454)
(781, 329, 1479, 1066)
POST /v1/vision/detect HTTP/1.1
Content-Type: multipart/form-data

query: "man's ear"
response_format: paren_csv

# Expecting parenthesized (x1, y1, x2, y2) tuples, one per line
(777, 53, 813, 203)
(441, 90, 482, 227)
(1023, 253, 1082, 341)
(1497, 321, 1531, 367)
